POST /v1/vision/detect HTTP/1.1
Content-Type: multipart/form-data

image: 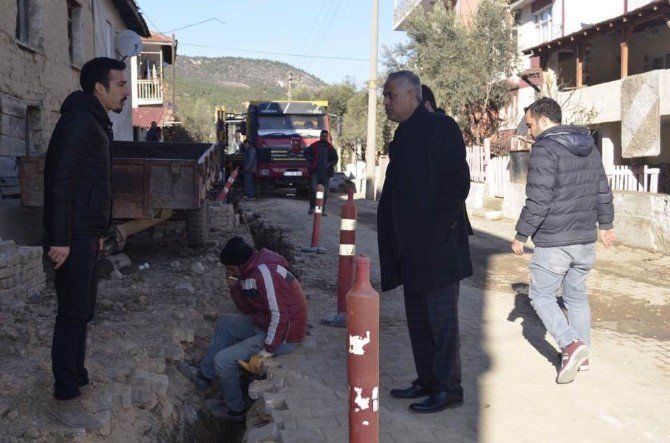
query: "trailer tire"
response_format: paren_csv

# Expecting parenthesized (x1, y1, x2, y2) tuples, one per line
(187, 200, 210, 246)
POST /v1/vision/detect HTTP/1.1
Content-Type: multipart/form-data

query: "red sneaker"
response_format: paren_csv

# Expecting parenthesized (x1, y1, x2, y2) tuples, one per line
(557, 340, 588, 384)
(579, 359, 590, 372)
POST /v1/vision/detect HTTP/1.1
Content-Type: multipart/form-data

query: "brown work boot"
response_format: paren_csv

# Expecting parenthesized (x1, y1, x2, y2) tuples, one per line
(557, 340, 588, 384)
(79, 385, 112, 413)
(46, 398, 105, 429)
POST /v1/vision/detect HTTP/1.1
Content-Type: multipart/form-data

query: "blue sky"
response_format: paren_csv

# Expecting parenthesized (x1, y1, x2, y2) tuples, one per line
(136, 0, 408, 86)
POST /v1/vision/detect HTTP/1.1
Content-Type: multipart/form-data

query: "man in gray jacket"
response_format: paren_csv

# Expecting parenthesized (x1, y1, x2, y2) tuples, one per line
(512, 97, 615, 384)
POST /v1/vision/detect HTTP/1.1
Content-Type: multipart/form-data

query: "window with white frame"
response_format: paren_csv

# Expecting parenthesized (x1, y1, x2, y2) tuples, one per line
(14, 0, 43, 49)
(105, 21, 114, 57)
(67, 0, 84, 66)
(15, 0, 29, 42)
(534, 8, 553, 44)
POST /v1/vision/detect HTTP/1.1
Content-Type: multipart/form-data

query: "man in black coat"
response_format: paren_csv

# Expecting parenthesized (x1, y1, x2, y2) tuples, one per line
(512, 97, 615, 384)
(44, 57, 129, 429)
(378, 70, 472, 413)
(304, 129, 338, 215)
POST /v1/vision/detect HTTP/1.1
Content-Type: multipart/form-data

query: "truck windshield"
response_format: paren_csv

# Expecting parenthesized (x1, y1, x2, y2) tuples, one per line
(258, 115, 326, 131)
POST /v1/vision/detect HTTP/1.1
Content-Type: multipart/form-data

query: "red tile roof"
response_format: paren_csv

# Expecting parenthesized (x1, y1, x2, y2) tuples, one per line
(132, 106, 173, 129)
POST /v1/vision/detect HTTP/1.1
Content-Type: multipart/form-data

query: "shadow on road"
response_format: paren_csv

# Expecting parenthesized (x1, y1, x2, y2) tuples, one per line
(507, 282, 558, 367)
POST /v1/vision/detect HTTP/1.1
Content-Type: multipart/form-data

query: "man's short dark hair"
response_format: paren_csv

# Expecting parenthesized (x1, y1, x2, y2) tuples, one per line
(526, 97, 562, 124)
(320, 130, 329, 135)
(220, 236, 254, 266)
(421, 85, 437, 111)
(80, 57, 126, 95)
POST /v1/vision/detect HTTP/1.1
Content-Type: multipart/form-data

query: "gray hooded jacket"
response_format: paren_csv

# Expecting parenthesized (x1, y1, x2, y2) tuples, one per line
(515, 125, 614, 247)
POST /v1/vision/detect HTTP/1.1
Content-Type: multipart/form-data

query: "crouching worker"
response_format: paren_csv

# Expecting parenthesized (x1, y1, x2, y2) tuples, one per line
(177, 237, 308, 422)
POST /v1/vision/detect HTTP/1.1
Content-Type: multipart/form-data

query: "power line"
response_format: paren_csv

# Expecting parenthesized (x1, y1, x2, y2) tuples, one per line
(303, 0, 352, 73)
(300, 0, 342, 71)
(179, 43, 369, 61)
(161, 17, 227, 34)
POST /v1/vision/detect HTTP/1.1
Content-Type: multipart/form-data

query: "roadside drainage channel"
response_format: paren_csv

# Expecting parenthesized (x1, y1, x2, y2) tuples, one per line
(239, 210, 337, 442)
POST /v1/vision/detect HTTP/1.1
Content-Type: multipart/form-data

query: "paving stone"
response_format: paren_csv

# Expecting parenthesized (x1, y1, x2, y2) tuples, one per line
(245, 423, 279, 443)
(191, 262, 205, 275)
(278, 429, 324, 442)
(174, 282, 195, 296)
(0, 240, 16, 253)
(260, 392, 287, 410)
(283, 397, 327, 411)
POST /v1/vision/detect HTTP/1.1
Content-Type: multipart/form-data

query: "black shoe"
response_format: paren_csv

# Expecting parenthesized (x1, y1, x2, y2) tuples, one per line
(409, 390, 463, 413)
(390, 383, 432, 399)
(308, 208, 314, 215)
(176, 361, 211, 391)
(321, 212, 328, 217)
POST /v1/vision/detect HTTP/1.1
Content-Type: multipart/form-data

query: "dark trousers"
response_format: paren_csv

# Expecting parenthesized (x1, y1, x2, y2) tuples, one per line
(244, 171, 255, 198)
(403, 282, 462, 394)
(52, 236, 99, 400)
(309, 171, 330, 211)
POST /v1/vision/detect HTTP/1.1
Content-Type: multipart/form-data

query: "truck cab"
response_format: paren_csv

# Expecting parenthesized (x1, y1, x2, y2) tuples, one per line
(247, 100, 330, 192)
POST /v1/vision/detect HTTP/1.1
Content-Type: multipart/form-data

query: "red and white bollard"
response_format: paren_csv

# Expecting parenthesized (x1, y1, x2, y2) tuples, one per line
(347, 255, 379, 443)
(216, 167, 239, 201)
(301, 184, 326, 253)
(322, 188, 357, 327)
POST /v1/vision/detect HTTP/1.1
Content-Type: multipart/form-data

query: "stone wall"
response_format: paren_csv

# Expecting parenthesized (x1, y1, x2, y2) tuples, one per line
(612, 191, 670, 252)
(0, 0, 136, 200)
(0, 239, 45, 302)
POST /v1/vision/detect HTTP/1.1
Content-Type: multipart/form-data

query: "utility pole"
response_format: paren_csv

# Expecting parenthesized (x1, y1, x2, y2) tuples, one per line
(172, 33, 177, 115)
(365, 0, 379, 200)
(288, 71, 293, 101)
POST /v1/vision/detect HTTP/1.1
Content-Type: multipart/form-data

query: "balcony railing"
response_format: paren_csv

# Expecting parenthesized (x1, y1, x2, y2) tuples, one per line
(393, 0, 422, 30)
(137, 79, 163, 105)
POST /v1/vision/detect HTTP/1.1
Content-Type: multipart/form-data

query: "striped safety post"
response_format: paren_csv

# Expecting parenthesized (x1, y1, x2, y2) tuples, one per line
(215, 167, 239, 201)
(301, 184, 326, 253)
(347, 255, 379, 443)
(322, 188, 356, 327)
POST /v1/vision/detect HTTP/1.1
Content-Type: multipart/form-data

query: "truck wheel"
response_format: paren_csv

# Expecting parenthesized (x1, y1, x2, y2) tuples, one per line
(187, 200, 210, 246)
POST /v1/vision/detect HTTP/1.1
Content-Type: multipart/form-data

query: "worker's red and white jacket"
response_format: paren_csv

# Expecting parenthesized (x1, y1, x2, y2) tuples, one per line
(229, 248, 308, 353)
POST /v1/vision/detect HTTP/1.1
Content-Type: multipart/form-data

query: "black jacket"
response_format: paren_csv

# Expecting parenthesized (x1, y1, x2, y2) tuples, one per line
(305, 140, 338, 175)
(515, 125, 614, 247)
(43, 91, 114, 245)
(377, 105, 473, 293)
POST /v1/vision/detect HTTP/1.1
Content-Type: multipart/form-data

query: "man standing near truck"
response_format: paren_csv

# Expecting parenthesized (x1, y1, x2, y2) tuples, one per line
(304, 129, 338, 215)
(242, 139, 257, 199)
(43, 57, 129, 429)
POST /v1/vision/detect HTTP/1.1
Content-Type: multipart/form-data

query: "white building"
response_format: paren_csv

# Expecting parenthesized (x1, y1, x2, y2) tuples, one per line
(130, 32, 177, 141)
(512, 0, 670, 194)
(92, 0, 150, 141)
(0, 0, 149, 201)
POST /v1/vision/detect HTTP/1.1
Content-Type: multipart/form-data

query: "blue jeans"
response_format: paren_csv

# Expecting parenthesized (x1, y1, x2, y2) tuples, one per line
(528, 243, 596, 350)
(199, 314, 297, 411)
(244, 172, 255, 198)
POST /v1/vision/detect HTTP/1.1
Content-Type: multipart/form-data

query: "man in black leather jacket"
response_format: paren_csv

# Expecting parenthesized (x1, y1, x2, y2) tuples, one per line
(44, 57, 128, 429)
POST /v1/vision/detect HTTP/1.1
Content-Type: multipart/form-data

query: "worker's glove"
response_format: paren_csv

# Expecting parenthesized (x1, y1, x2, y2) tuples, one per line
(238, 350, 272, 375)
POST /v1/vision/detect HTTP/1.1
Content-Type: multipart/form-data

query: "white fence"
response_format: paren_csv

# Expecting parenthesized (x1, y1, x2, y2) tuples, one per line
(137, 80, 163, 103)
(466, 145, 488, 183)
(466, 142, 510, 198)
(608, 165, 660, 193)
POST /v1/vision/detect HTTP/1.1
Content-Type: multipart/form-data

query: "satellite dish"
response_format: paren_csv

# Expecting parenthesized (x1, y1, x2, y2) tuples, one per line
(116, 30, 143, 59)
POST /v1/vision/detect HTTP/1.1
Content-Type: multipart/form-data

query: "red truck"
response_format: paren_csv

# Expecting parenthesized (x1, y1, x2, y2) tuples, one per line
(245, 100, 330, 195)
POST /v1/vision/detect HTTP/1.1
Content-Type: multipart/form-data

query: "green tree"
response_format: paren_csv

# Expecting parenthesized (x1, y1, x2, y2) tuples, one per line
(384, 0, 518, 145)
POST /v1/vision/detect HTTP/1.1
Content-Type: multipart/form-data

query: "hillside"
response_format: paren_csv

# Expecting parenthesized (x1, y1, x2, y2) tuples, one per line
(171, 56, 328, 140)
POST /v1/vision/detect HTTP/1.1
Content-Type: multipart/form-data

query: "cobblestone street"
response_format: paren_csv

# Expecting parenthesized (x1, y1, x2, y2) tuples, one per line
(241, 193, 670, 442)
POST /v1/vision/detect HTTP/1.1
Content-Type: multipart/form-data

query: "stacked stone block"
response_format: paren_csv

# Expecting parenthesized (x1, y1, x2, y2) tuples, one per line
(0, 238, 45, 299)
(209, 201, 237, 231)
